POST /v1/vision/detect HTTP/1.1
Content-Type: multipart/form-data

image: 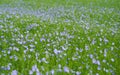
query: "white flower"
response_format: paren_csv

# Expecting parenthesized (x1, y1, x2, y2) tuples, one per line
(79, 48, 83, 52)
(54, 49, 61, 55)
(64, 66, 69, 73)
(92, 58, 97, 64)
(13, 47, 19, 51)
(29, 70, 33, 75)
(32, 65, 37, 72)
(76, 71, 81, 75)
(104, 52, 107, 57)
(96, 73, 99, 75)
(58, 64, 61, 68)
(111, 58, 115, 62)
(30, 48, 34, 52)
(99, 38, 102, 41)
(36, 71, 42, 75)
(11, 70, 18, 75)
(85, 45, 89, 50)
(92, 59, 100, 65)
(104, 38, 109, 44)
(76, 47, 79, 51)
(29, 44, 35, 48)
(51, 69, 54, 75)
(89, 54, 93, 59)
(96, 60, 100, 65)
(40, 37, 45, 42)
(61, 46, 67, 51)
(91, 39, 96, 45)
(97, 66, 101, 70)
(105, 69, 109, 73)
(102, 59, 106, 63)
(112, 42, 115, 45)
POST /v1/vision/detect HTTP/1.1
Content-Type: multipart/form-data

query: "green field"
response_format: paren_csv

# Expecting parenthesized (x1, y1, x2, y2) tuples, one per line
(0, 0, 120, 75)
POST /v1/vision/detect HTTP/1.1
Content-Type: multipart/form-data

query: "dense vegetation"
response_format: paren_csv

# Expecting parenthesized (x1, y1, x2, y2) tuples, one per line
(0, 0, 120, 75)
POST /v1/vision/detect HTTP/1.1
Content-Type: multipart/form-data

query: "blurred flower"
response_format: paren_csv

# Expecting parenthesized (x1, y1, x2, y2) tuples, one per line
(111, 58, 115, 62)
(54, 49, 62, 55)
(85, 45, 89, 50)
(32, 65, 38, 72)
(64, 66, 69, 73)
(51, 69, 54, 75)
(40, 37, 46, 42)
(11, 70, 18, 75)
(76, 71, 81, 75)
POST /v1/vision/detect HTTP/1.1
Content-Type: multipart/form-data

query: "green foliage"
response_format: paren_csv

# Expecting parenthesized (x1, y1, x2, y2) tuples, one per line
(0, 0, 120, 75)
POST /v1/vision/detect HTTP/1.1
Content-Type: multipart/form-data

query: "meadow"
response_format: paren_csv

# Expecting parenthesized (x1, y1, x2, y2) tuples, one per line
(0, 0, 120, 75)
